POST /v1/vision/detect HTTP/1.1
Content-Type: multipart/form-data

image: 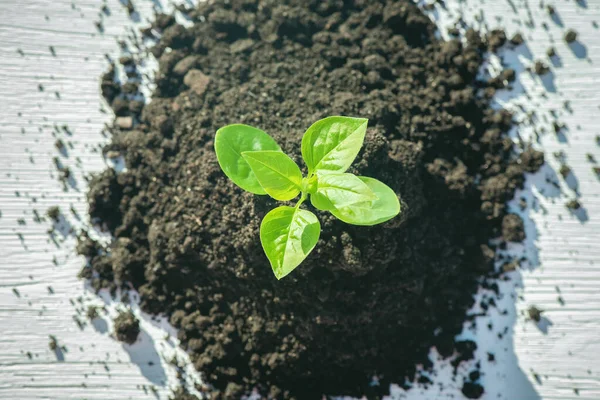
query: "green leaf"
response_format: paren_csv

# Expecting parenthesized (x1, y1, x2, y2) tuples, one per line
(301, 116, 368, 175)
(214, 124, 281, 194)
(330, 177, 400, 226)
(260, 206, 320, 280)
(241, 151, 302, 201)
(310, 172, 377, 211)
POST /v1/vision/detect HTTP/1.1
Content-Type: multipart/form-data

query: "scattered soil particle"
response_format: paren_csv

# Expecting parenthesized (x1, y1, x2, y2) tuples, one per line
(87, 306, 100, 320)
(488, 69, 516, 89)
(113, 310, 140, 345)
(502, 214, 526, 242)
(559, 164, 572, 178)
(121, 82, 139, 95)
(519, 197, 527, 210)
(503, 68, 516, 82)
(547, 47, 556, 57)
(183, 69, 211, 96)
(565, 29, 578, 43)
(519, 147, 545, 172)
(153, 13, 176, 31)
(115, 116, 133, 130)
(124, 0, 135, 15)
(510, 33, 524, 46)
(81, 1, 542, 398)
(169, 387, 200, 400)
(547, 5, 555, 15)
(462, 381, 485, 399)
(46, 206, 60, 221)
(119, 56, 134, 66)
(487, 29, 507, 52)
(534, 60, 550, 76)
(469, 370, 481, 381)
(448, 27, 459, 36)
(502, 260, 519, 273)
(566, 199, 581, 210)
(528, 306, 543, 322)
(48, 335, 58, 351)
(111, 98, 130, 117)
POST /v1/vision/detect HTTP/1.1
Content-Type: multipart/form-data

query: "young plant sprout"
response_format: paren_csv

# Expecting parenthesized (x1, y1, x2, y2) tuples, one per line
(215, 116, 400, 279)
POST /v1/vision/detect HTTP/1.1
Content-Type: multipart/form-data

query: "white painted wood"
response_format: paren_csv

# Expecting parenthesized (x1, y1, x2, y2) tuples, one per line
(0, 0, 599, 399)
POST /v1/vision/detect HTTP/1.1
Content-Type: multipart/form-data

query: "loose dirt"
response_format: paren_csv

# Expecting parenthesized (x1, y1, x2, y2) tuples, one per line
(80, 0, 543, 398)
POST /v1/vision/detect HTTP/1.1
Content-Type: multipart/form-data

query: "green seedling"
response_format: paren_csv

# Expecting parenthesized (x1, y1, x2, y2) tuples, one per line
(215, 116, 400, 279)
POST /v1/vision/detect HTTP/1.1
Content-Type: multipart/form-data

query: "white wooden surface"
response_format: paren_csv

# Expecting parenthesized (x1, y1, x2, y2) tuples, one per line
(0, 0, 599, 399)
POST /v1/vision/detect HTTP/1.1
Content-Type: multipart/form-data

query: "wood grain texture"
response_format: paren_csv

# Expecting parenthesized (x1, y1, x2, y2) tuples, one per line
(0, 0, 599, 399)
(0, 1, 202, 399)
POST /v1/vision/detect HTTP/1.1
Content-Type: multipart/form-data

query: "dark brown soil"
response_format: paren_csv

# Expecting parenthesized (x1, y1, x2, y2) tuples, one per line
(113, 310, 140, 344)
(502, 214, 526, 243)
(80, 0, 543, 398)
(461, 381, 485, 399)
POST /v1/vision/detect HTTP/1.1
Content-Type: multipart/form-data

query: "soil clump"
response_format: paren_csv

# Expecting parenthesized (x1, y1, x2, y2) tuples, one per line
(81, 0, 543, 398)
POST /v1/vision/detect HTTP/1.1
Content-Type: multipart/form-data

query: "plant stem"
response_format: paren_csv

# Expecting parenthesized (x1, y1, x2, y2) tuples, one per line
(295, 192, 307, 209)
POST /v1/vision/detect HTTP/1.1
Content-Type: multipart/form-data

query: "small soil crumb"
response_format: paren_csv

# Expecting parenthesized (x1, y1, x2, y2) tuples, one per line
(125, 0, 135, 15)
(183, 69, 210, 96)
(87, 305, 100, 320)
(54, 139, 65, 151)
(502, 260, 519, 273)
(111, 98, 130, 116)
(553, 122, 564, 134)
(169, 387, 199, 400)
(113, 310, 140, 344)
(547, 5, 555, 14)
(46, 206, 60, 221)
(462, 381, 484, 399)
(487, 29, 507, 52)
(519, 148, 545, 173)
(510, 33, 524, 46)
(502, 214, 526, 242)
(565, 29, 578, 43)
(105, 150, 121, 160)
(547, 47, 556, 57)
(129, 100, 144, 115)
(528, 305, 543, 322)
(534, 61, 550, 76)
(119, 56, 134, 66)
(115, 116, 133, 130)
(502, 68, 516, 82)
(121, 82, 139, 95)
(153, 13, 176, 31)
(488, 69, 516, 89)
(566, 199, 581, 210)
(519, 197, 527, 211)
(586, 153, 595, 163)
(559, 164, 572, 178)
(173, 55, 199, 77)
(48, 335, 58, 351)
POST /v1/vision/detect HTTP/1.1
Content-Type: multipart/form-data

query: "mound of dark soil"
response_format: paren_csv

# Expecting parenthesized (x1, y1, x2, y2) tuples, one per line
(80, 0, 543, 398)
